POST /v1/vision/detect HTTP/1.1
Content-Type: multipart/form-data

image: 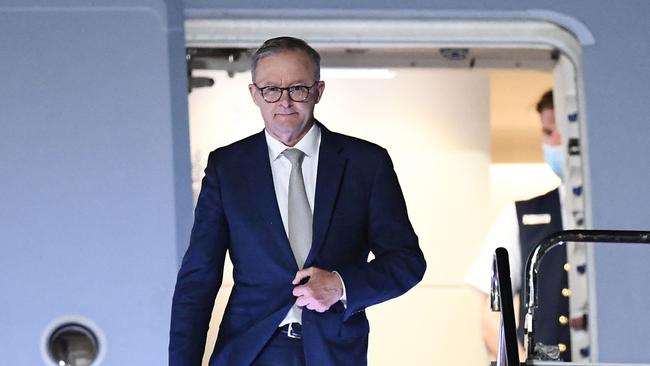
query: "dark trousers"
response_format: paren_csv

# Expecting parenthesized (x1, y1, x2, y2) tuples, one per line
(251, 329, 306, 366)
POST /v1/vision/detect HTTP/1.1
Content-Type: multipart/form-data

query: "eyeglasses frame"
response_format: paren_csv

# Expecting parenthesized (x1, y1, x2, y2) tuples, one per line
(253, 81, 319, 103)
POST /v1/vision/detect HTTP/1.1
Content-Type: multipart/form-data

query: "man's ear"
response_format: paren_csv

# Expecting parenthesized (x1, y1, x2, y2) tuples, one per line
(314, 80, 325, 104)
(249, 84, 261, 106)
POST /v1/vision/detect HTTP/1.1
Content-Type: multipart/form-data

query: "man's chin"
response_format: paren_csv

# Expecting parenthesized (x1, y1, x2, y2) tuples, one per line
(271, 115, 304, 129)
(266, 119, 313, 142)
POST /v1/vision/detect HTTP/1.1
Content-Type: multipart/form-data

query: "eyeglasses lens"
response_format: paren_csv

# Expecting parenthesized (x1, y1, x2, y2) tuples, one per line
(261, 85, 311, 103)
(288, 86, 309, 101)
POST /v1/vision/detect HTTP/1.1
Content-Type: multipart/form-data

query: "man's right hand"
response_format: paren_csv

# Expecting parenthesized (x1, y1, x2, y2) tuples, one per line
(292, 267, 343, 313)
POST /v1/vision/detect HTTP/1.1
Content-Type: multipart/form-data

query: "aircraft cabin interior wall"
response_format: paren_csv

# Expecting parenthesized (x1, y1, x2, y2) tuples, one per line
(188, 64, 555, 365)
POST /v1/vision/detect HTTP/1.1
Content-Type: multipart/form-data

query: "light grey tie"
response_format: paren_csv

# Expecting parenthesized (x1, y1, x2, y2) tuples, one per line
(282, 148, 312, 268)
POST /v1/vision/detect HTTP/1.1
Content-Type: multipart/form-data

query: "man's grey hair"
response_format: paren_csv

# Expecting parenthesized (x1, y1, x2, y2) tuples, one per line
(251, 36, 321, 83)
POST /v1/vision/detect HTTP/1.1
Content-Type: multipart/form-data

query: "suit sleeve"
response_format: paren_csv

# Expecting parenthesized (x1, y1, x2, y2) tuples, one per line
(337, 149, 426, 321)
(169, 151, 229, 366)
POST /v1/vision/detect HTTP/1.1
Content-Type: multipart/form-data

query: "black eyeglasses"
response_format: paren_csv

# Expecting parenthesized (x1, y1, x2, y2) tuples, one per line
(253, 82, 318, 103)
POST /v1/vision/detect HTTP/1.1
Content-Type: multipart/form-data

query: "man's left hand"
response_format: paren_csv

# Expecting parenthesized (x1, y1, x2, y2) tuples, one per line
(292, 267, 343, 312)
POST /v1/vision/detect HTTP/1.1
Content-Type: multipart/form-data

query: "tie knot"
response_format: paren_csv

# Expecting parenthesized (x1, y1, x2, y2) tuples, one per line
(282, 148, 305, 166)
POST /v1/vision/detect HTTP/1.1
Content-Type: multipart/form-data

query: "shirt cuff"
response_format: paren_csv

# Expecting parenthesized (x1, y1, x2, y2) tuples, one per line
(332, 270, 347, 307)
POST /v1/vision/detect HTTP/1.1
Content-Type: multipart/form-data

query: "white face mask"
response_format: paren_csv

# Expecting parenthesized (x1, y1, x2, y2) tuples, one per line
(543, 144, 564, 180)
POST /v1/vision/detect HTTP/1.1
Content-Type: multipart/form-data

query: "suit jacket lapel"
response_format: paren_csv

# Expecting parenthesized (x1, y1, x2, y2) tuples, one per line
(306, 124, 346, 267)
(246, 131, 297, 269)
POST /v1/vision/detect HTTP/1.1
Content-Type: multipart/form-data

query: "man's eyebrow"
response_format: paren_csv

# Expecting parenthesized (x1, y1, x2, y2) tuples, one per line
(289, 81, 311, 86)
(256, 82, 278, 87)
(257, 80, 311, 87)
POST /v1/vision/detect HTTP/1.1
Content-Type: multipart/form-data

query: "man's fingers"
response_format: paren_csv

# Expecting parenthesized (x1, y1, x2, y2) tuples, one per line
(293, 286, 307, 297)
(295, 296, 310, 307)
(295, 295, 331, 313)
(295, 296, 328, 310)
(292, 267, 336, 313)
(305, 301, 327, 312)
(292, 267, 314, 285)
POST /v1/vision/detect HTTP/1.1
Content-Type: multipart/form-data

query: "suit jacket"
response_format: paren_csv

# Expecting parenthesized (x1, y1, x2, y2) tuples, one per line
(169, 123, 426, 366)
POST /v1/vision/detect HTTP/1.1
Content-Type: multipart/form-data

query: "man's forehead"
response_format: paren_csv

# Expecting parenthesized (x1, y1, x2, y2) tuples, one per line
(253, 50, 315, 82)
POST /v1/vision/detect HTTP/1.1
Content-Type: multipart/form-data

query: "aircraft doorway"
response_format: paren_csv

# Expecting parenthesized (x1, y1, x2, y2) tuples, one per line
(184, 19, 589, 366)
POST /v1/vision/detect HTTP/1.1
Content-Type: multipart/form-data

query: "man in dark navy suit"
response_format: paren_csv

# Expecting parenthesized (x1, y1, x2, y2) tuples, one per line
(169, 36, 426, 366)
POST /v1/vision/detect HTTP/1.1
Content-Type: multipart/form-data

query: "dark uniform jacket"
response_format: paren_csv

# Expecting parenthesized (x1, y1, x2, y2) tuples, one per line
(515, 188, 571, 361)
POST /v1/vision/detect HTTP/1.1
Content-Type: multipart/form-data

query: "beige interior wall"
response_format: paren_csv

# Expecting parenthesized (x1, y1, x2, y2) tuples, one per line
(487, 70, 557, 234)
(491, 70, 554, 163)
(318, 69, 490, 365)
(188, 67, 553, 365)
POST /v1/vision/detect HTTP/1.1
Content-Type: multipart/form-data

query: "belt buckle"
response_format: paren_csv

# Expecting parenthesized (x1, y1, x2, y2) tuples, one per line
(286, 323, 301, 339)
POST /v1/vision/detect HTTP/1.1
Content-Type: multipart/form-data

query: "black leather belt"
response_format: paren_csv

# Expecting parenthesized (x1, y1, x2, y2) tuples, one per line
(278, 322, 302, 339)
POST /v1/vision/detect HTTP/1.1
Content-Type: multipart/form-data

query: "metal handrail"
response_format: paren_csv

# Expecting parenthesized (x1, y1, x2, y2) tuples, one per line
(492, 247, 521, 366)
(522, 230, 650, 360)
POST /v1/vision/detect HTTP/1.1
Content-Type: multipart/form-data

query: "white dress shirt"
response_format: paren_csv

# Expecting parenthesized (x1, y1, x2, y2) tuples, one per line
(265, 125, 320, 238)
(265, 124, 346, 326)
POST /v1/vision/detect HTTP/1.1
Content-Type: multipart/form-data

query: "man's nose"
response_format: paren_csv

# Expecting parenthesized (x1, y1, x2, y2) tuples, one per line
(277, 90, 293, 107)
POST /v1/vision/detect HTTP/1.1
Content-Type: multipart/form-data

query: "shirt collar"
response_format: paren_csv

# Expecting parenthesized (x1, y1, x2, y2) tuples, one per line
(265, 123, 321, 161)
